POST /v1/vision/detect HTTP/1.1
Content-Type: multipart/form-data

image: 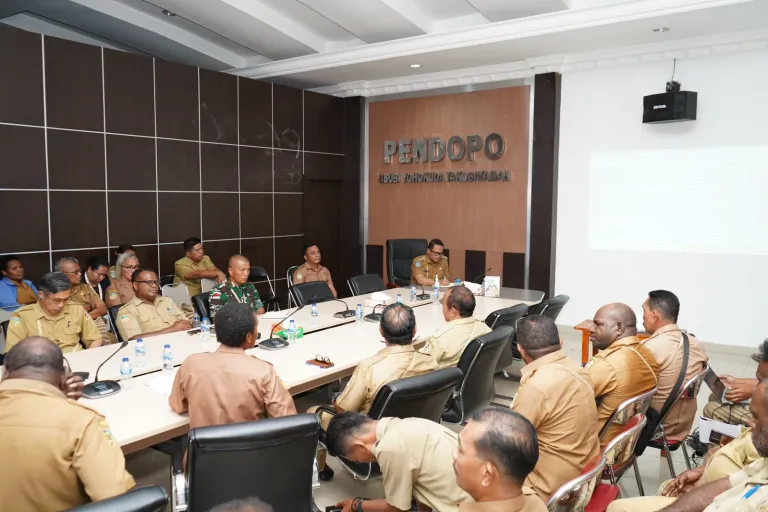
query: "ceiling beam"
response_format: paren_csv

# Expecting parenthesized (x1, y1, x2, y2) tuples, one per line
(378, 0, 436, 33)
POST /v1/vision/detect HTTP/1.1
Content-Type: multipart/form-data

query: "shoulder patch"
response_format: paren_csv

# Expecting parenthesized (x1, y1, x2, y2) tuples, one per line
(11, 316, 21, 326)
(415, 262, 421, 268)
(584, 358, 596, 369)
(108, 290, 118, 299)
(119, 314, 130, 324)
(296, 273, 303, 279)
(210, 290, 222, 300)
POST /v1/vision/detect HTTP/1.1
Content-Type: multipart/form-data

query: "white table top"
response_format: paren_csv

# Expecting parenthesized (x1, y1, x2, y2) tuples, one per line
(65, 287, 542, 452)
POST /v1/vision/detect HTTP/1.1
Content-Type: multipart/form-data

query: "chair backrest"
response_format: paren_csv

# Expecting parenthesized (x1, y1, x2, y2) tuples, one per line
(546, 455, 607, 511)
(290, 281, 335, 306)
(159, 275, 175, 288)
(108, 305, 125, 343)
(201, 278, 216, 294)
(0, 319, 9, 338)
(192, 293, 211, 320)
(601, 414, 647, 478)
(598, 387, 656, 441)
(64, 486, 169, 512)
(450, 326, 513, 422)
(347, 273, 386, 296)
(369, 367, 464, 421)
(187, 414, 319, 512)
(658, 364, 709, 428)
(248, 266, 274, 291)
(161, 283, 191, 308)
(386, 239, 427, 287)
(485, 303, 529, 330)
(286, 265, 300, 286)
(529, 294, 570, 321)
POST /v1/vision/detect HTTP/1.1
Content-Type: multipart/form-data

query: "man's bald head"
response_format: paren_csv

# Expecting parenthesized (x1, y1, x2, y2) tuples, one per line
(227, 254, 251, 286)
(590, 303, 638, 350)
(3, 337, 65, 387)
(379, 303, 417, 346)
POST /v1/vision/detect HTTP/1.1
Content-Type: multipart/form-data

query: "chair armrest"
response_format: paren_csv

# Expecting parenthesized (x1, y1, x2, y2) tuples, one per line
(314, 405, 338, 417)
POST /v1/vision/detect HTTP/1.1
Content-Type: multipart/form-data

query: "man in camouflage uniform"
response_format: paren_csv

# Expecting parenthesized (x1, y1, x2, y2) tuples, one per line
(208, 255, 264, 320)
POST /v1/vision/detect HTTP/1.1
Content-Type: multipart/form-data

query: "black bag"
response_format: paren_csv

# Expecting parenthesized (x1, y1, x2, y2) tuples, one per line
(634, 332, 690, 456)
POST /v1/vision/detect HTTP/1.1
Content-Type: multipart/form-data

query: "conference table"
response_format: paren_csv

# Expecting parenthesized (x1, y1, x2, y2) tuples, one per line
(67, 286, 543, 454)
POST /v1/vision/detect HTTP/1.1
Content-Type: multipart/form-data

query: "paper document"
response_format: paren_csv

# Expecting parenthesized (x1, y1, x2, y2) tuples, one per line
(698, 416, 746, 443)
(263, 310, 291, 320)
(146, 373, 176, 397)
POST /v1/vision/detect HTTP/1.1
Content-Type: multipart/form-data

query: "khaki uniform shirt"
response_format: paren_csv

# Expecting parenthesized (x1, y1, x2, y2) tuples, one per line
(373, 417, 473, 512)
(68, 282, 106, 313)
(175, 255, 216, 297)
(511, 350, 600, 499)
(702, 429, 760, 484)
(459, 489, 548, 512)
(108, 265, 118, 280)
(6, 302, 102, 353)
(703, 457, 768, 511)
(586, 335, 660, 446)
(336, 345, 438, 415)
(105, 277, 134, 307)
(421, 317, 492, 369)
(0, 379, 135, 511)
(116, 296, 186, 341)
(641, 324, 709, 441)
(169, 346, 297, 429)
(292, 262, 337, 297)
(410, 255, 451, 284)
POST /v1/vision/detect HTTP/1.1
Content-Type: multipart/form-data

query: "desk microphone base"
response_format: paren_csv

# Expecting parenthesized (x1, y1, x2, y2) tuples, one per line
(416, 294, 432, 301)
(257, 337, 289, 350)
(333, 310, 357, 319)
(82, 380, 121, 399)
(364, 313, 382, 322)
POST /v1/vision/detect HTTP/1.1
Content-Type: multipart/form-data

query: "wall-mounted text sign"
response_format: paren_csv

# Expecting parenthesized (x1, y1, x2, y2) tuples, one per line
(378, 170, 511, 184)
(383, 134, 504, 164)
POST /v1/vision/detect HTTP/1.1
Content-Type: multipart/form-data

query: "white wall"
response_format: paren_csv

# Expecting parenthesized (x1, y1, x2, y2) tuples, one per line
(555, 50, 768, 348)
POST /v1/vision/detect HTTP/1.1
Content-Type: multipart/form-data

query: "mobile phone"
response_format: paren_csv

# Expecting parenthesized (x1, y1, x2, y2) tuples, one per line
(72, 371, 90, 381)
(709, 430, 734, 444)
(187, 328, 201, 335)
(325, 507, 342, 512)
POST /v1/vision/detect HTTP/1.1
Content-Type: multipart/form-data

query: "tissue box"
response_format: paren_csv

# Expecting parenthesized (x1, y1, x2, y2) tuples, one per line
(275, 327, 305, 340)
(365, 298, 390, 308)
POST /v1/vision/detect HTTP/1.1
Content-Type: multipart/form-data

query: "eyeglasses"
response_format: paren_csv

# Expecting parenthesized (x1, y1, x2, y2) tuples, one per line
(135, 280, 159, 286)
(315, 354, 332, 365)
(430, 249, 444, 256)
(122, 265, 141, 270)
(43, 295, 69, 305)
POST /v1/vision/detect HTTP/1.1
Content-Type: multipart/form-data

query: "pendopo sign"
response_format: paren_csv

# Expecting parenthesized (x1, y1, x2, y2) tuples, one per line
(383, 133, 505, 164)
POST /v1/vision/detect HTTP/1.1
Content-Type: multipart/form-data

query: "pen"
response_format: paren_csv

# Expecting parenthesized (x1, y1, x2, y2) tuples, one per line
(742, 485, 760, 500)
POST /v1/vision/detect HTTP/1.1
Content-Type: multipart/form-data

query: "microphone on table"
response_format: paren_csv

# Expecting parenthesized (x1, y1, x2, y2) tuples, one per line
(331, 298, 357, 319)
(364, 303, 386, 323)
(81, 341, 129, 399)
(416, 285, 432, 301)
(471, 268, 493, 284)
(258, 305, 305, 351)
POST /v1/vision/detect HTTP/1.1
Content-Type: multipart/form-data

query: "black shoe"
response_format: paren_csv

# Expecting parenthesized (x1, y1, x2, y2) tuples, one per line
(318, 466, 335, 482)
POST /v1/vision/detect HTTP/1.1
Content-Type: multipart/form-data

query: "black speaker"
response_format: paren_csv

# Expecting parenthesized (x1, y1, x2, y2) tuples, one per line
(643, 91, 697, 124)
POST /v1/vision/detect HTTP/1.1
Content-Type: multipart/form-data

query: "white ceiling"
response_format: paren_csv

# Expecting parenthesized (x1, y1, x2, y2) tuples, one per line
(1, 0, 767, 94)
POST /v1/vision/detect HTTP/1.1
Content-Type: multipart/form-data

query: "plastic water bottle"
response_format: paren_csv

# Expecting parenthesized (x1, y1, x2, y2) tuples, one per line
(455, 279, 461, 284)
(433, 280, 440, 302)
(200, 316, 211, 341)
(193, 313, 201, 329)
(287, 319, 298, 344)
(396, 293, 402, 304)
(134, 338, 146, 368)
(355, 304, 364, 323)
(410, 285, 417, 303)
(162, 344, 173, 372)
(119, 357, 132, 381)
(311, 303, 318, 317)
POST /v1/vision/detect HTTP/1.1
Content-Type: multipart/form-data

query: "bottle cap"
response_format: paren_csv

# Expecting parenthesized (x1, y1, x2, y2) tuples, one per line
(164, 344, 171, 348)
(137, 338, 143, 343)
(122, 357, 129, 362)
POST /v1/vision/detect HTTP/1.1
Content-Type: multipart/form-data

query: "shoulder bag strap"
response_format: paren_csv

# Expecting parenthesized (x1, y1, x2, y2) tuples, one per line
(658, 332, 690, 419)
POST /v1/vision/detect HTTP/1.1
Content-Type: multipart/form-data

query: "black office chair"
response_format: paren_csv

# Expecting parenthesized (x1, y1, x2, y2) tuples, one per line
(173, 414, 320, 512)
(64, 486, 169, 512)
(159, 275, 175, 288)
(386, 239, 427, 287)
(0, 319, 9, 364)
(317, 367, 464, 480)
(192, 293, 211, 320)
(442, 326, 513, 425)
(290, 281, 335, 306)
(108, 305, 125, 343)
(248, 266, 280, 311)
(286, 265, 300, 307)
(527, 294, 570, 321)
(347, 274, 386, 296)
(485, 303, 529, 374)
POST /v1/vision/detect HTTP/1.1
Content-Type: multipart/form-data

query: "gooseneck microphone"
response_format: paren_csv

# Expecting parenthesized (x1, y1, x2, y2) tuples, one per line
(416, 285, 432, 301)
(471, 268, 493, 284)
(258, 305, 305, 350)
(81, 341, 129, 399)
(331, 298, 357, 319)
(364, 303, 386, 323)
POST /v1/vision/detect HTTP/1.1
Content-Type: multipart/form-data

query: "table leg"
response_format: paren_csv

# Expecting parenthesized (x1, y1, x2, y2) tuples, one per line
(581, 330, 590, 364)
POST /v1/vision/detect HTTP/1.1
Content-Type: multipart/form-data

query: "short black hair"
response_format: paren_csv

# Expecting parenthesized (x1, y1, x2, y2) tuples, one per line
(752, 339, 768, 363)
(184, 237, 202, 252)
(4, 337, 64, 373)
(470, 407, 538, 486)
(0, 254, 21, 272)
(214, 303, 256, 347)
(132, 268, 157, 283)
(380, 303, 416, 345)
(302, 244, 318, 255)
(86, 256, 109, 271)
(326, 411, 374, 458)
(428, 239, 444, 250)
(207, 497, 273, 512)
(648, 290, 680, 323)
(446, 286, 475, 317)
(38, 272, 72, 294)
(114, 244, 136, 256)
(517, 315, 560, 358)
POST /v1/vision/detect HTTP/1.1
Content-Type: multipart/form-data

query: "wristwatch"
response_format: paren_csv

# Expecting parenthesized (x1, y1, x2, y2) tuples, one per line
(352, 497, 365, 512)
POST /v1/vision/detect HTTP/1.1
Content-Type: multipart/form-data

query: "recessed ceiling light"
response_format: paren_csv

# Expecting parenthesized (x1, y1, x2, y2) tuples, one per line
(410, 64, 421, 68)
(162, 9, 176, 16)
(653, 27, 669, 33)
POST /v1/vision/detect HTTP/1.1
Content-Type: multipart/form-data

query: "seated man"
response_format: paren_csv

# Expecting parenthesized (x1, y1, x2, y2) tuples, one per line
(420, 285, 491, 368)
(311, 302, 438, 481)
(328, 412, 472, 512)
(209, 498, 273, 512)
(117, 268, 191, 341)
(292, 244, 337, 297)
(174, 237, 226, 298)
(606, 341, 768, 512)
(410, 238, 451, 286)
(209, 255, 265, 320)
(454, 407, 547, 511)
(587, 303, 660, 446)
(108, 244, 136, 281)
(6, 272, 102, 353)
(83, 256, 110, 302)
(105, 252, 140, 307)
(641, 290, 709, 442)
(511, 315, 599, 500)
(169, 303, 296, 429)
(56, 257, 114, 345)
(0, 337, 135, 510)
(0, 255, 39, 311)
